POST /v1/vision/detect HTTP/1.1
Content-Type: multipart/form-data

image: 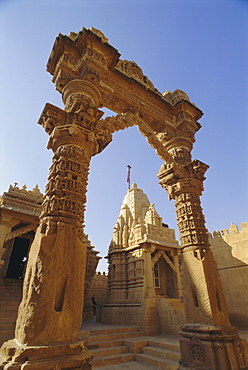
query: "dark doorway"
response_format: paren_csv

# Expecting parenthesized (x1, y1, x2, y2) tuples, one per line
(5, 237, 30, 279)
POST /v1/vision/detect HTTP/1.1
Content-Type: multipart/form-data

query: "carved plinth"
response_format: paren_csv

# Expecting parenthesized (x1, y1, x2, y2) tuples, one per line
(0, 338, 92, 370)
(179, 325, 248, 370)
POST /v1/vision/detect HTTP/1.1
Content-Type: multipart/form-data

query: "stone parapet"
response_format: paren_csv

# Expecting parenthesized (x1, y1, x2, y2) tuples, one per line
(209, 222, 248, 328)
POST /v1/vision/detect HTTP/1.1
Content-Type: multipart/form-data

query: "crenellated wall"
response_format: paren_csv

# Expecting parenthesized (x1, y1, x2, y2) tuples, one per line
(209, 222, 248, 328)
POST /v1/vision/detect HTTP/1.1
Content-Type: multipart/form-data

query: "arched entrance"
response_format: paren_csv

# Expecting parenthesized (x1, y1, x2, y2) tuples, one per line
(1, 26, 246, 370)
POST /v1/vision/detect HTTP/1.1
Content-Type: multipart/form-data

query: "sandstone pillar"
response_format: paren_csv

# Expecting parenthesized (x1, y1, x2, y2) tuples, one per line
(158, 154, 248, 368)
(143, 243, 156, 299)
(174, 254, 183, 299)
(0, 80, 105, 369)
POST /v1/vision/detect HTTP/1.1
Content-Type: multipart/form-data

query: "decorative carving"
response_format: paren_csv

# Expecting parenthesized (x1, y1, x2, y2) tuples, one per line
(41, 144, 91, 224)
(168, 147, 192, 164)
(72, 105, 104, 131)
(65, 93, 92, 113)
(0, 184, 43, 216)
(38, 103, 67, 134)
(176, 123, 196, 141)
(98, 112, 174, 163)
(138, 121, 174, 163)
(98, 111, 137, 134)
(234, 337, 246, 367)
(174, 193, 209, 247)
(5, 224, 37, 242)
(158, 160, 209, 248)
(90, 27, 109, 43)
(158, 160, 208, 196)
(188, 335, 205, 363)
(152, 250, 176, 272)
(84, 46, 107, 68)
(115, 60, 155, 90)
(157, 126, 176, 142)
(163, 89, 191, 105)
(53, 62, 78, 93)
(175, 110, 194, 123)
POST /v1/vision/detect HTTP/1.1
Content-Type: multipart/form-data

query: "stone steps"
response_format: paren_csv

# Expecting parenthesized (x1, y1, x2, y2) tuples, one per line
(135, 352, 179, 370)
(88, 339, 124, 350)
(0, 282, 23, 345)
(136, 336, 180, 369)
(124, 336, 180, 370)
(90, 345, 130, 358)
(81, 322, 181, 370)
(92, 352, 135, 368)
(79, 324, 144, 368)
(96, 362, 158, 370)
(143, 346, 180, 362)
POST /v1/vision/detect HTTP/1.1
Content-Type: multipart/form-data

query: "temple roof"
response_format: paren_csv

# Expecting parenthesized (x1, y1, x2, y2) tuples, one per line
(109, 183, 179, 252)
(0, 184, 43, 216)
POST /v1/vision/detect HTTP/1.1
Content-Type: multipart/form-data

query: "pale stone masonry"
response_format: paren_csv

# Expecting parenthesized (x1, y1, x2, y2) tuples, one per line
(209, 222, 248, 328)
(100, 183, 185, 335)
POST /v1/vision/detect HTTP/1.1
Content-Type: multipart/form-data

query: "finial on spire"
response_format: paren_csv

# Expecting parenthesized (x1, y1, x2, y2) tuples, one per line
(127, 165, 131, 189)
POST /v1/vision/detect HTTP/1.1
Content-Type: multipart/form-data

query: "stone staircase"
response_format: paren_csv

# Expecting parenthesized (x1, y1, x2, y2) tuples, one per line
(0, 280, 23, 346)
(79, 322, 180, 369)
(134, 336, 180, 369)
(79, 324, 144, 368)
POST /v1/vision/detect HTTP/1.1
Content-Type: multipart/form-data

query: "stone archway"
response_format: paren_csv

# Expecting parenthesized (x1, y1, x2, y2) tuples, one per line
(0, 27, 247, 370)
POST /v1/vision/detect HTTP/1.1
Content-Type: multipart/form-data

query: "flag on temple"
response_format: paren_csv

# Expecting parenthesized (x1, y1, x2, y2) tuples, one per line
(127, 165, 131, 189)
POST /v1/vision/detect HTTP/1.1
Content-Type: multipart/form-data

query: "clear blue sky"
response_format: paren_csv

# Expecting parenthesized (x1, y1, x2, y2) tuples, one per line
(0, 0, 247, 272)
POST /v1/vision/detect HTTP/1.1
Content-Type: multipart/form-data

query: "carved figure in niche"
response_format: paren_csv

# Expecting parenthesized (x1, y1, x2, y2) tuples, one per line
(73, 105, 102, 131)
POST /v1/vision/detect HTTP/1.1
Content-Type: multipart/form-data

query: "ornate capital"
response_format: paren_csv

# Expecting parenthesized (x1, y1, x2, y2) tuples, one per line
(158, 160, 209, 199)
(158, 160, 209, 248)
(38, 102, 111, 156)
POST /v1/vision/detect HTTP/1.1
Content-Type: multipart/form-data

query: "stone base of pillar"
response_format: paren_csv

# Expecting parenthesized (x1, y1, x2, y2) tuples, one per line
(0, 338, 92, 370)
(179, 324, 248, 370)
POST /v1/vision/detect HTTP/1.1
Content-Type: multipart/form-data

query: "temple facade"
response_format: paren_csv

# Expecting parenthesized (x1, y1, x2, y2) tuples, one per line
(1, 184, 247, 335)
(100, 183, 185, 335)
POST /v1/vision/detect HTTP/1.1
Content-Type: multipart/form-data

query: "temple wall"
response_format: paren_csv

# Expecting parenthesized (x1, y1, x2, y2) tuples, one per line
(100, 298, 160, 336)
(209, 222, 248, 328)
(156, 297, 186, 334)
(88, 271, 108, 306)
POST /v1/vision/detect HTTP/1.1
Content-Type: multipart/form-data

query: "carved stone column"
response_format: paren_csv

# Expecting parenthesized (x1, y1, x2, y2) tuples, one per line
(158, 155, 248, 368)
(174, 254, 183, 299)
(0, 80, 106, 369)
(143, 243, 156, 299)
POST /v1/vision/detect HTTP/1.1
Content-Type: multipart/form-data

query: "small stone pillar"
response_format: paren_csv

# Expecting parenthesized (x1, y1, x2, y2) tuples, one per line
(158, 146, 248, 368)
(143, 243, 156, 298)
